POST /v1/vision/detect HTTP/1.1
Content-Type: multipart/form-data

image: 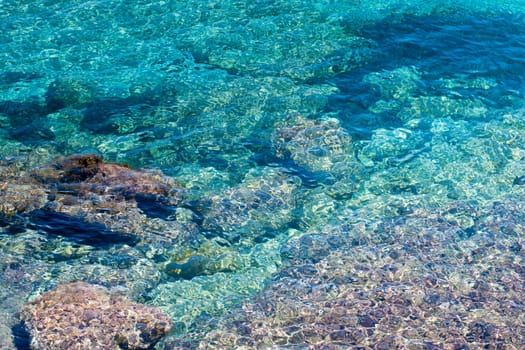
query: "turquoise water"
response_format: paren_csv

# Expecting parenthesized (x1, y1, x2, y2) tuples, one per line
(1, 1, 525, 348)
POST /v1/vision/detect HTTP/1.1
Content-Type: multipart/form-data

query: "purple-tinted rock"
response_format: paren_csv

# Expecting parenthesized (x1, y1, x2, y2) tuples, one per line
(167, 198, 525, 348)
(21, 281, 172, 350)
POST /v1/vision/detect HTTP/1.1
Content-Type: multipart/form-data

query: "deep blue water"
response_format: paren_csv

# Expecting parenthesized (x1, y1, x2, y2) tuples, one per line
(1, 1, 525, 348)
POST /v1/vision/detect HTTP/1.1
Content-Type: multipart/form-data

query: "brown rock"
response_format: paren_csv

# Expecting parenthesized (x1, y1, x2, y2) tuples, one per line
(21, 281, 172, 350)
(34, 153, 181, 199)
(0, 153, 190, 239)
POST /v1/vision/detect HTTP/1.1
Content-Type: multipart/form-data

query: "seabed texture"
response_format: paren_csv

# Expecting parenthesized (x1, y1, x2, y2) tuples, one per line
(0, 1, 525, 349)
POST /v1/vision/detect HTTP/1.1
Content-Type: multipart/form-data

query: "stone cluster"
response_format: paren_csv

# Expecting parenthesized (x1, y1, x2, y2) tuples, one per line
(272, 115, 354, 173)
(0, 153, 189, 239)
(21, 281, 172, 350)
(200, 166, 299, 244)
(168, 198, 525, 349)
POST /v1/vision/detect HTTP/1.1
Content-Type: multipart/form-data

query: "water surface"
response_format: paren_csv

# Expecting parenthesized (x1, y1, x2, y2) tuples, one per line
(0, 1, 524, 348)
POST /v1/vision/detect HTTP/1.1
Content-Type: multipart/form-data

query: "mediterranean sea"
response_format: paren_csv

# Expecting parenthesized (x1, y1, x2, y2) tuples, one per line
(0, 1, 524, 348)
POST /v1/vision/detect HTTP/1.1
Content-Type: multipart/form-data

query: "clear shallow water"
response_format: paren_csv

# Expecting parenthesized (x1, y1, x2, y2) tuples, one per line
(1, 1, 525, 348)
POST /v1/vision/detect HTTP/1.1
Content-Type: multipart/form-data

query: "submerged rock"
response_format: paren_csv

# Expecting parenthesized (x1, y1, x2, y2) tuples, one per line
(165, 255, 211, 279)
(168, 197, 525, 348)
(272, 115, 354, 173)
(34, 153, 182, 198)
(363, 66, 422, 102)
(80, 95, 160, 134)
(45, 78, 96, 112)
(200, 167, 299, 244)
(0, 153, 190, 241)
(21, 281, 172, 350)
